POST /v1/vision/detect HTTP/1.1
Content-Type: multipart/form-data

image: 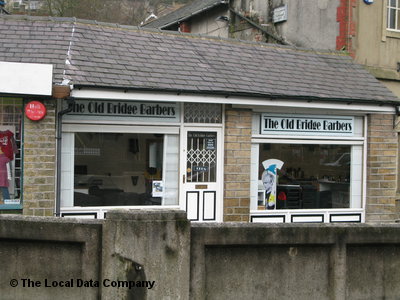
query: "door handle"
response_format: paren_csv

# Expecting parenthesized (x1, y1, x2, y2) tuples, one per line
(183, 174, 186, 184)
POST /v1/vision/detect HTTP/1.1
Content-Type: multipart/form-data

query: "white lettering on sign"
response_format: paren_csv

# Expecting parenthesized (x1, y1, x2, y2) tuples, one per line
(261, 114, 354, 136)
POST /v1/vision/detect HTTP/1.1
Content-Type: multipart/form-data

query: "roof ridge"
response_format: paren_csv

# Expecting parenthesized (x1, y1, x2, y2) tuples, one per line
(0, 14, 349, 57)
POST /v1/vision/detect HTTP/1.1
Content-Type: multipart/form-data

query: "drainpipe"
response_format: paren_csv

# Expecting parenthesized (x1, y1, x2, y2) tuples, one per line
(55, 96, 75, 217)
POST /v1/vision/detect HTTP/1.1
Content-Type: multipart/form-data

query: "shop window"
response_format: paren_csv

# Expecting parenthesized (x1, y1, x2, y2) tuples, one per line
(61, 132, 179, 207)
(254, 143, 362, 210)
(184, 103, 222, 123)
(387, 0, 400, 31)
(0, 97, 22, 206)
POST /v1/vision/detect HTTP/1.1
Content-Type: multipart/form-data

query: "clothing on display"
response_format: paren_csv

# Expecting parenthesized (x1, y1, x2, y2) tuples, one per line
(0, 153, 10, 200)
(0, 153, 10, 187)
(0, 130, 17, 160)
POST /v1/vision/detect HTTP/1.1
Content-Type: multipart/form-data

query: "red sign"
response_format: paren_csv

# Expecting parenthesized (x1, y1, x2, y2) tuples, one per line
(25, 101, 47, 121)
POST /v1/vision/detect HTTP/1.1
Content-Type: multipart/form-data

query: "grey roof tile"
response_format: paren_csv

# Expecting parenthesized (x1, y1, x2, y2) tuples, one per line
(0, 15, 398, 104)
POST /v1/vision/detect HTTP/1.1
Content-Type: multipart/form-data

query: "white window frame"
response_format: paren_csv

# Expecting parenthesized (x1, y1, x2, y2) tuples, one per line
(60, 124, 181, 213)
(250, 114, 367, 223)
(387, 0, 400, 31)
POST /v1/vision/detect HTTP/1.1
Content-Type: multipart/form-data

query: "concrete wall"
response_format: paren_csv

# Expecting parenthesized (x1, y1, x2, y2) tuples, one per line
(102, 210, 191, 300)
(190, 6, 229, 38)
(230, 0, 270, 42)
(1, 211, 400, 299)
(273, 0, 340, 49)
(191, 222, 400, 299)
(230, 0, 339, 47)
(0, 214, 102, 300)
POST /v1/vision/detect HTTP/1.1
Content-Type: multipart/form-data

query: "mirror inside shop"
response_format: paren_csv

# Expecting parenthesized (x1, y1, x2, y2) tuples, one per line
(258, 144, 351, 210)
(73, 132, 178, 207)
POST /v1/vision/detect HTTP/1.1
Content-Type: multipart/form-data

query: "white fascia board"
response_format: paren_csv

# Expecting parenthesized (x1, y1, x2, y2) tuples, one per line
(0, 61, 53, 96)
(70, 88, 396, 114)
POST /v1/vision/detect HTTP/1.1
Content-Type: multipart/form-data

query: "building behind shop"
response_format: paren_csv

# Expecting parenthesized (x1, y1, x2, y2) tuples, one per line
(0, 15, 399, 223)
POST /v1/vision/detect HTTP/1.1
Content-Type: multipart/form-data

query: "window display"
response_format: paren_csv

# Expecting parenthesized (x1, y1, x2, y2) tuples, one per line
(0, 97, 22, 206)
(261, 159, 284, 209)
(71, 132, 178, 207)
(257, 144, 352, 210)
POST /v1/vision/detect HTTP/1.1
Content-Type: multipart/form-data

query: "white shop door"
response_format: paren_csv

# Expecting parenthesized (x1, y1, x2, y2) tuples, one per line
(181, 128, 223, 222)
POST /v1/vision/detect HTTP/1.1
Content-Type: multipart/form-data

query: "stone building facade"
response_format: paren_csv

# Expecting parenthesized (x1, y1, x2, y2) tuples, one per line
(366, 114, 399, 222)
(223, 108, 252, 222)
(1, 16, 399, 223)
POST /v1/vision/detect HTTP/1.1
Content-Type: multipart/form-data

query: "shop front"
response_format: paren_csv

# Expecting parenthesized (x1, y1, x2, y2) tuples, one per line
(0, 61, 53, 213)
(59, 99, 224, 221)
(59, 92, 397, 223)
(2, 16, 399, 223)
(248, 105, 380, 223)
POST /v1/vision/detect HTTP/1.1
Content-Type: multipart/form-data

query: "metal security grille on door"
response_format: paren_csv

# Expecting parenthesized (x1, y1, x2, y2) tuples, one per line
(186, 132, 217, 183)
(183, 127, 222, 222)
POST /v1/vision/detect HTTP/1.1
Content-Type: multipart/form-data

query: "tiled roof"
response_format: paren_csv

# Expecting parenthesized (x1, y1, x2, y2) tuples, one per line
(0, 15, 398, 103)
(142, 0, 226, 29)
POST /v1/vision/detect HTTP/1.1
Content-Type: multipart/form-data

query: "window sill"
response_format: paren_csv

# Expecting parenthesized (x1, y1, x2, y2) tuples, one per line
(0, 204, 23, 210)
(386, 29, 400, 39)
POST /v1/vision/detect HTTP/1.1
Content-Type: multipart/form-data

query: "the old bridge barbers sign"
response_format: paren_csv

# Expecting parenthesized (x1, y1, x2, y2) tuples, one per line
(65, 99, 180, 122)
(261, 114, 354, 136)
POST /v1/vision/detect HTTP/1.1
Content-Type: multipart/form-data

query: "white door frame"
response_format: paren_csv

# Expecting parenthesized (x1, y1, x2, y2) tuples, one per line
(180, 127, 224, 222)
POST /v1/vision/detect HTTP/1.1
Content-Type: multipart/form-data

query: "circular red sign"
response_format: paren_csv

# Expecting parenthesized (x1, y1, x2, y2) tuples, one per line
(25, 101, 47, 121)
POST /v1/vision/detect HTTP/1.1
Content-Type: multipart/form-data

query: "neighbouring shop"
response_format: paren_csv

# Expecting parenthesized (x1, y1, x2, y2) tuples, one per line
(0, 61, 53, 214)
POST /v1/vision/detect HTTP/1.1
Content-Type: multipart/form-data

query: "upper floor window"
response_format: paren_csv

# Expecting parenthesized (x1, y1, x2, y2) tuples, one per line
(387, 0, 400, 31)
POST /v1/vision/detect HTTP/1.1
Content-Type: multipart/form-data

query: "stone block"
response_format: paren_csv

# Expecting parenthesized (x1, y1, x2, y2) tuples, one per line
(224, 198, 240, 207)
(102, 210, 190, 300)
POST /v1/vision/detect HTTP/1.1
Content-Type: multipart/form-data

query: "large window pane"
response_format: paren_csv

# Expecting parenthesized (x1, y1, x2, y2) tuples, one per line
(258, 144, 351, 210)
(72, 132, 178, 207)
(387, 0, 400, 30)
(397, 10, 400, 29)
(388, 8, 396, 29)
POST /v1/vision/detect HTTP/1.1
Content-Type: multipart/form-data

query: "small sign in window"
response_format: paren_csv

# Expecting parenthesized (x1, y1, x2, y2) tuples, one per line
(205, 138, 216, 150)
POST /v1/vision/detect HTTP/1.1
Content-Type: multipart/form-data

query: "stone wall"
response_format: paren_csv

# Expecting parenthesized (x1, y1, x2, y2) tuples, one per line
(102, 210, 190, 299)
(0, 214, 102, 300)
(366, 114, 398, 222)
(2, 211, 400, 300)
(190, 222, 400, 299)
(224, 107, 252, 222)
(23, 99, 57, 216)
